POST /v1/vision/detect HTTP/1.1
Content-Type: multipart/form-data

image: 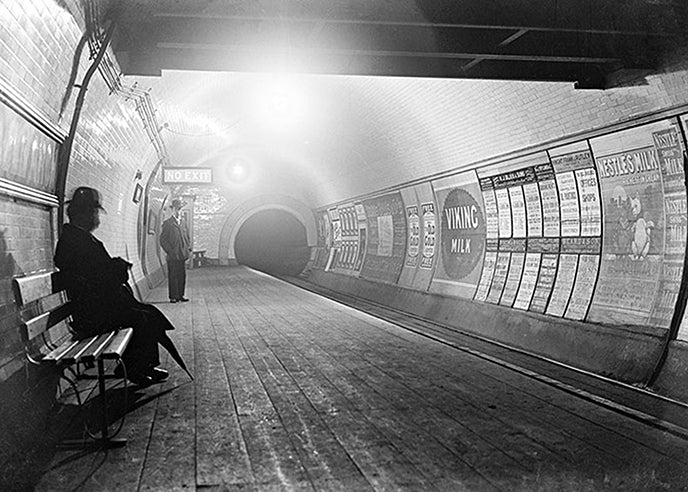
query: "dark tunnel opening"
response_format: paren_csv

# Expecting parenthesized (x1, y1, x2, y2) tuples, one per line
(234, 209, 310, 277)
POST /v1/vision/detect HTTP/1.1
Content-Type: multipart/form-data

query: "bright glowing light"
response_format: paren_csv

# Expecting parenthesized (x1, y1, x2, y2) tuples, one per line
(228, 159, 249, 183)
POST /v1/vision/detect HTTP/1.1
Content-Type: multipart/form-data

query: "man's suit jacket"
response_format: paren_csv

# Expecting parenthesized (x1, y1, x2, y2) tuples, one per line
(54, 223, 131, 337)
(160, 216, 191, 261)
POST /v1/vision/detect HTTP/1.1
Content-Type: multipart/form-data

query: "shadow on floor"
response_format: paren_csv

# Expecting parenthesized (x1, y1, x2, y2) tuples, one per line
(0, 382, 182, 490)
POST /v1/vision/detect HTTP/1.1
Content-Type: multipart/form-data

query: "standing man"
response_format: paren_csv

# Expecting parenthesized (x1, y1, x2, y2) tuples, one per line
(160, 198, 191, 303)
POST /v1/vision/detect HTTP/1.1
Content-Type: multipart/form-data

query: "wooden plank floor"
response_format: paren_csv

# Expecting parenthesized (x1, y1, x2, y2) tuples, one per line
(31, 266, 688, 491)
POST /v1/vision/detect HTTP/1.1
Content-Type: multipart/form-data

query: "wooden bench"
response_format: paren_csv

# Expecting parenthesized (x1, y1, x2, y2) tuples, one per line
(192, 249, 207, 268)
(12, 270, 134, 448)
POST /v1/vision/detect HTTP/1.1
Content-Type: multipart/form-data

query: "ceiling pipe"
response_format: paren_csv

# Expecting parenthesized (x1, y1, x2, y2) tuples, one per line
(55, 20, 116, 234)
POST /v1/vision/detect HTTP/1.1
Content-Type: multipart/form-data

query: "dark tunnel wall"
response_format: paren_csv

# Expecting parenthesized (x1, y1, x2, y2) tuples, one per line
(234, 209, 310, 276)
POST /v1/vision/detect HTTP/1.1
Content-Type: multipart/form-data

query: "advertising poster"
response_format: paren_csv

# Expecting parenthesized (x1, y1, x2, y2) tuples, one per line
(534, 163, 561, 238)
(548, 145, 602, 320)
(588, 123, 668, 326)
(430, 172, 486, 299)
(554, 171, 580, 237)
(486, 252, 511, 304)
(399, 184, 437, 291)
(324, 247, 338, 272)
(339, 204, 358, 237)
(316, 210, 329, 247)
(354, 202, 367, 273)
(499, 252, 525, 306)
(546, 254, 578, 317)
(651, 125, 686, 328)
(552, 150, 601, 239)
(377, 215, 394, 256)
(360, 193, 406, 284)
(490, 165, 539, 307)
(474, 251, 497, 302)
(509, 187, 527, 238)
(678, 130, 688, 337)
(333, 203, 361, 275)
(559, 237, 601, 320)
(475, 177, 499, 301)
(575, 166, 602, 236)
(565, 255, 600, 320)
(336, 241, 349, 269)
(529, 254, 559, 313)
(650, 261, 682, 328)
(421, 202, 437, 269)
(481, 178, 499, 240)
(398, 187, 421, 288)
(495, 188, 512, 238)
(524, 182, 543, 237)
(513, 253, 542, 310)
(313, 210, 330, 269)
(355, 203, 367, 222)
(328, 207, 342, 248)
(406, 205, 420, 267)
(314, 247, 330, 271)
(476, 154, 553, 305)
(355, 228, 367, 271)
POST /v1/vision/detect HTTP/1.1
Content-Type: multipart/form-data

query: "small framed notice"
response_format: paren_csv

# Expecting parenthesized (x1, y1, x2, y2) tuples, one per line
(133, 183, 143, 203)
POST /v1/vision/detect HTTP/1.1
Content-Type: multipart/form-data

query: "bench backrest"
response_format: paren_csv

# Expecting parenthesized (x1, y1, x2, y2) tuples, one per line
(12, 270, 73, 362)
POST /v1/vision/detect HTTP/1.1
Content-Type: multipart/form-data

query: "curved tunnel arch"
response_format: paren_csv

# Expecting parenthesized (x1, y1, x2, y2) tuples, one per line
(218, 195, 317, 270)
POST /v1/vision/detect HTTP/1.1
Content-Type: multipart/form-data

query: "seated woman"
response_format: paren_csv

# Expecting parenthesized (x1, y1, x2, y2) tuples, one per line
(54, 187, 174, 387)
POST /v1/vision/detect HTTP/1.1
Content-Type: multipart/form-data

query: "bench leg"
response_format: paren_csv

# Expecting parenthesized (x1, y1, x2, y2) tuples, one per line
(96, 358, 127, 448)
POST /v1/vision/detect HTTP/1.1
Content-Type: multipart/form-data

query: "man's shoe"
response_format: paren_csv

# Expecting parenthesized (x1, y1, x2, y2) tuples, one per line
(128, 374, 154, 388)
(170, 298, 178, 303)
(148, 367, 169, 382)
(178, 297, 190, 302)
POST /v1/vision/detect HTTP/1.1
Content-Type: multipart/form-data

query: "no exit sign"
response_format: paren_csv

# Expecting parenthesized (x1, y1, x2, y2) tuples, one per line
(162, 167, 213, 184)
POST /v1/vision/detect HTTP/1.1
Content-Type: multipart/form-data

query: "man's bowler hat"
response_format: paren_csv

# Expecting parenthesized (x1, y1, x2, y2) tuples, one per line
(67, 187, 106, 211)
(170, 198, 186, 210)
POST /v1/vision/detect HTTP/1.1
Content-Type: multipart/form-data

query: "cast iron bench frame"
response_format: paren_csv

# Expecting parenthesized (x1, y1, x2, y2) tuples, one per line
(12, 270, 134, 448)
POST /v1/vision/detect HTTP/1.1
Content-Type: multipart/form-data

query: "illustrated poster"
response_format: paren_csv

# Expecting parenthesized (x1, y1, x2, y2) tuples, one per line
(430, 172, 486, 298)
(588, 126, 668, 326)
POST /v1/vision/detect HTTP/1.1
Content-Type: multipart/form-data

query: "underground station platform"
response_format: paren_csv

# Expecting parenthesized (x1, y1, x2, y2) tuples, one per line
(9, 266, 688, 491)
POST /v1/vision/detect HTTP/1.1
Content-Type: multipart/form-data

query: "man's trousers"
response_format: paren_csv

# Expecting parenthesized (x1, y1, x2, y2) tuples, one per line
(167, 259, 187, 300)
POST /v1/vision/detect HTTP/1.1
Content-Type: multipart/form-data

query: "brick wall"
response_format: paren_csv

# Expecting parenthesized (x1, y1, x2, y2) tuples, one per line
(0, 0, 83, 383)
(0, 0, 166, 470)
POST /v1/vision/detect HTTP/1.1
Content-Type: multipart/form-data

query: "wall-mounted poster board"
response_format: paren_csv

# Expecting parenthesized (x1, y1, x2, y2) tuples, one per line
(547, 141, 602, 320)
(475, 152, 551, 308)
(312, 210, 330, 270)
(399, 183, 437, 291)
(360, 192, 406, 284)
(332, 202, 363, 276)
(314, 113, 688, 338)
(323, 207, 341, 271)
(588, 118, 686, 328)
(429, 171, 486, 299)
